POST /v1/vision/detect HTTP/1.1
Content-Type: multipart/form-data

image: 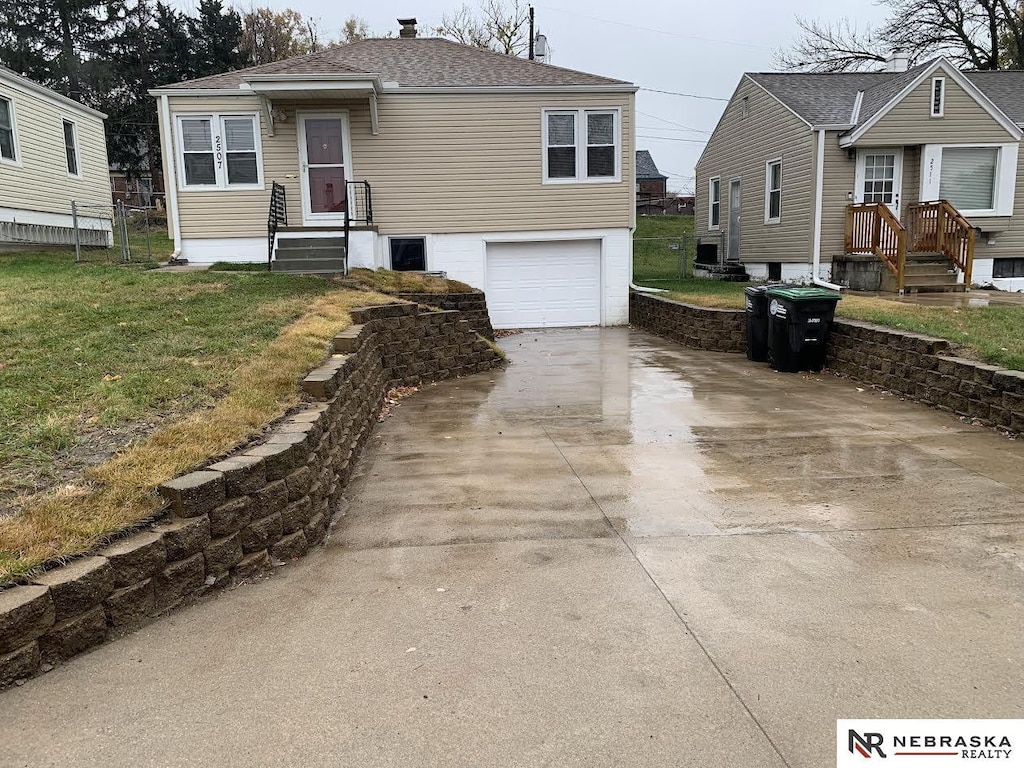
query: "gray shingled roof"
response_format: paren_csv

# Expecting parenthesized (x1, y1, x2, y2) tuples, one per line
(159, 37, 630, 90)
(636, 150, 666, 179)
(964, 71, 1024, 124)
(746, 72, 892, 125)
(749, 63, 1024, 129)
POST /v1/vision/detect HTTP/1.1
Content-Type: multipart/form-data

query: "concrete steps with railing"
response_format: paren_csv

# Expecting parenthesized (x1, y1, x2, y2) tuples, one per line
(272, 237, 347, 275)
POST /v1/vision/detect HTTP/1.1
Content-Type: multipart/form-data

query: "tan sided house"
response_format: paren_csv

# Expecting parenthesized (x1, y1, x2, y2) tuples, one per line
(0, 65, 111, 248)
(152, 20, 637, 328)
(695, 54, 1024, 292)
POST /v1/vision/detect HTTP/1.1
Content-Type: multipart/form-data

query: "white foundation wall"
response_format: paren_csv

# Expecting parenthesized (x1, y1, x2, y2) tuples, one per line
(180, 237, 266, 264)
(744, 262, 834, 283)
(972, 258, 1024, 293)
(397, 227, 632, 326)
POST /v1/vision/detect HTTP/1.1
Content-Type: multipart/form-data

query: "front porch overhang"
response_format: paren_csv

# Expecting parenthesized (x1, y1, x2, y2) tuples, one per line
(241, 73, 382, 136)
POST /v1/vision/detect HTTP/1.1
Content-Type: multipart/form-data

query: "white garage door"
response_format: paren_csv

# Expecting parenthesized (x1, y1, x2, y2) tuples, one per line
(485, 240, 602, 329)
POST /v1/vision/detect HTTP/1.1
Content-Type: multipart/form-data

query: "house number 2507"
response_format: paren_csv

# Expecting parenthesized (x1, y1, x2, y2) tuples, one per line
(215, 135, 223, 168)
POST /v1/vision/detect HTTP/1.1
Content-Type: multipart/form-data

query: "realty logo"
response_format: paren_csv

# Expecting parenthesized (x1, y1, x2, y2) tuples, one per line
(850, 730, 887, 759)
(837, 720, 1024, 766)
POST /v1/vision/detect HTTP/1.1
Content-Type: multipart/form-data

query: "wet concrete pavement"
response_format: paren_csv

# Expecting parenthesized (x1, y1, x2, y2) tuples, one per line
(2, 328, 1023, 767)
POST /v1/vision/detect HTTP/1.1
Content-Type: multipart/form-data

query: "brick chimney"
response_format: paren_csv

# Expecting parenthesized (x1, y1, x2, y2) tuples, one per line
(884, 49, 909, 73)
(398, 18, 417, 38)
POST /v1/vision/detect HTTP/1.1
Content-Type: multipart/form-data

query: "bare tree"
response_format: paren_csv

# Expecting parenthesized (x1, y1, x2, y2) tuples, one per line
(774, 0, 1024, 71)
(238, 6, 332, 65)
(436, 0, 530, 56)
(340, 15, 371, 44)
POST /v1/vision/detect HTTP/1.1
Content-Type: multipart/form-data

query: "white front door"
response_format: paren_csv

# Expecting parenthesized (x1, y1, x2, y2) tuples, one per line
(855, 149, 903, 217)
(298, 113, 353, 225)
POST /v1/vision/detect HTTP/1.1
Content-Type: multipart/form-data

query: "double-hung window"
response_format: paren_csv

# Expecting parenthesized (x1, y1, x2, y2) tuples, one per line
(764, 159, 782, 223)
(543, 108, 620, 182)
(709, 177, 721, 228)
(0, 95, 16, 162)
(63, 119, 80, 177)
(176, 114, 261, 189)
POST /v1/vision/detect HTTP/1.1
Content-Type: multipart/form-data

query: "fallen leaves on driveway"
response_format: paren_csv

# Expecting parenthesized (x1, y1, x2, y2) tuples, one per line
(378, 386, 420, 422)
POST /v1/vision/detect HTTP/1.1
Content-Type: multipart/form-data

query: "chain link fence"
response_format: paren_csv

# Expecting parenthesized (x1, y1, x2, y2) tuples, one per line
(633, 232, 695, 284)
(72, 201, 157, 264)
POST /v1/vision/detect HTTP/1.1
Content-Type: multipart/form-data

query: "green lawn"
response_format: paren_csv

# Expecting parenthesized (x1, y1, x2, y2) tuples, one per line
(654, 280, 1024, 371)
(633, 215, 694, 284)
(0, 250, 396, 580)
(0, 251, 340, 505)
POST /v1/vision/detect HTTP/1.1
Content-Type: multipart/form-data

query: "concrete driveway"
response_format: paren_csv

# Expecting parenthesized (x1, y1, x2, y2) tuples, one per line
(1, 328, 1022, 767)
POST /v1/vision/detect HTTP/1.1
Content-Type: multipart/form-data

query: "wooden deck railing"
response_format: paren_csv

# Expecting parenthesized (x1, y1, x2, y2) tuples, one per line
(906, 200, 975, 285)
(845, 202, 907, 291)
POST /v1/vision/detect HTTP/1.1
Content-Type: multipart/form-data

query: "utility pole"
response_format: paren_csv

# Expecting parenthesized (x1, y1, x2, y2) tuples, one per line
(528, 5, 535, 60)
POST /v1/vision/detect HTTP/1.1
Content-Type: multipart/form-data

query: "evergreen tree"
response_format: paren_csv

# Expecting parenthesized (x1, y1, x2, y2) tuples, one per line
(0, 0, 125, 102)
(187, 0, 246, 79)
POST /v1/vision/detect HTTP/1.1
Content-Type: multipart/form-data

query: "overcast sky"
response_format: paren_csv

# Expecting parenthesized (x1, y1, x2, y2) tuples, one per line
(187, 0, 892, 192)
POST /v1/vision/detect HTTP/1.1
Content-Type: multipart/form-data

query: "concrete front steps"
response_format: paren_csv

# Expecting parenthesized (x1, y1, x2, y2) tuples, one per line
(880, 252, 964, 293)
(271, 237, 347, 275)
(693, 262, 750, 282)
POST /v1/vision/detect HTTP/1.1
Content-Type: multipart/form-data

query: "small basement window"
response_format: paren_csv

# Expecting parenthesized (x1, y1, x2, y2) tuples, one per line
(390, 237, 426, 271)
(993, 257, 1024, 278)
(767, 262, 782, 281)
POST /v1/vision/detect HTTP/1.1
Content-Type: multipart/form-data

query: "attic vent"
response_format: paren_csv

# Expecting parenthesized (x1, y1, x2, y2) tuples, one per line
(741, 96, 750, 118)
(931, 77, 945, 117)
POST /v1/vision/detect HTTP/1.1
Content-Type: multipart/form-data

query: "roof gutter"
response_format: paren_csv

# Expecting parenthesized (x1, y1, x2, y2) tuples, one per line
(812, 128, 842, 291)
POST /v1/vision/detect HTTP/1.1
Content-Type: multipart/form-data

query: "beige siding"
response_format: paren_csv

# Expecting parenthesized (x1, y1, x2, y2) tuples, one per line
(819, 132, 855, 257)
(695, 77, 815, 262)
(167, 90, 634, 240)
(0, 75, 109, 216)
(859, 76, 1015, 145)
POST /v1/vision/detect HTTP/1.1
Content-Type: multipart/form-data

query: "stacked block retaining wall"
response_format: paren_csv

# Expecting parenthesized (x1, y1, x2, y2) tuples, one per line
(0, 302, 504, 689)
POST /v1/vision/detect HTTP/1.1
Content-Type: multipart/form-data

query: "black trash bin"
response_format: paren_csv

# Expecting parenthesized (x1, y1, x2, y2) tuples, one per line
(744, 285, 772, 362)
(766, 286, 842, 372)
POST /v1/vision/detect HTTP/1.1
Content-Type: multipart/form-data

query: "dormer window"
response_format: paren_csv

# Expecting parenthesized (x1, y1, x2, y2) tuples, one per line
(931, 77, 945, 117)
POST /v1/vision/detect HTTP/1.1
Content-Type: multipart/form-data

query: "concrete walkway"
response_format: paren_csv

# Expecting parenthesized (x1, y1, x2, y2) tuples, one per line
(2, 328, 1022, 767)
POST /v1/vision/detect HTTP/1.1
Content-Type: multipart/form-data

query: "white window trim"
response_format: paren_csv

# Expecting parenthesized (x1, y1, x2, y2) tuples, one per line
(386, 234, 430, 271)
(930, 77, 945, 118)
(174, 112, 264, 192)
(919, 142, 1017, 217)
(0, 93, 20, 167)
(62, 117, 82, 179)
(764, 158, 782, 224)
(708, 176, 721, 230)
(541, 107, 622, 185)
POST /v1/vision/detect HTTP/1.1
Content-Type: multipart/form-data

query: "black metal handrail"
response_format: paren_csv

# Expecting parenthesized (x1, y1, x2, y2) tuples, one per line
(267, 181, 287, 270)
(343, 181, 373, 276)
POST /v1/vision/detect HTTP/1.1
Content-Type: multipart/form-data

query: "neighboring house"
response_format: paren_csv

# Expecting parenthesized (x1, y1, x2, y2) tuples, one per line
(152, 19, 637, 329)
(636, 149, 668, 214)
(696, 54, 1024, 292)
(110, 162, 162, 209)
(0, 65, 112, 248)
(672, 195, 695, 215)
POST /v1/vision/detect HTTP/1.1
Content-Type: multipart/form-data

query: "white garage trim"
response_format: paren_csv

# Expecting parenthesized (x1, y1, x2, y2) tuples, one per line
(485, 238, 604, 329)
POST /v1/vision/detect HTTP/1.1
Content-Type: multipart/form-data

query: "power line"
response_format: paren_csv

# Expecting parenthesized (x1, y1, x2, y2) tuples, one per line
(542, 6, 771, 50)
(637, 110, 711, 134)
(640, 87, 729, 102)
(636, 134, 709, 144)
(638, 125, 709, 134)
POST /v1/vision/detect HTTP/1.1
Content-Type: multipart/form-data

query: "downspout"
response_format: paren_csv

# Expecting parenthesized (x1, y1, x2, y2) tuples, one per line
(812, 128, 843, 290)
(159, 94, 183, 261)
(628, 92, 666, 294)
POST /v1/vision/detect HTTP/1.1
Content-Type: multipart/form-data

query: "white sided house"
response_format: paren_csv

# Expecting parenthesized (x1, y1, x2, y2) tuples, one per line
(152, 20, 638, 329)
(0, 65, 111, 248)
(696, 55, 1024, 293)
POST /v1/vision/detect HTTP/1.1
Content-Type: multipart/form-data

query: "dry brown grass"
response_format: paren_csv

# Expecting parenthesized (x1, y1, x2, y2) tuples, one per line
(0, 288, 394, 582)
(347, 267, 475, 294)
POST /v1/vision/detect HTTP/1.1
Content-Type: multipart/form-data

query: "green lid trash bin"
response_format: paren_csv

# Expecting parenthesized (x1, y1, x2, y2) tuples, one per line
(765, 286, 842, 373)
